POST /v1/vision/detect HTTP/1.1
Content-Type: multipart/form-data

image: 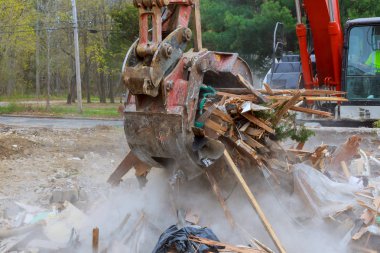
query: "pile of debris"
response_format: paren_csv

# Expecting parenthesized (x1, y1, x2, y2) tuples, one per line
(196, 81, 346, 169)
(193, 83, 380, 252)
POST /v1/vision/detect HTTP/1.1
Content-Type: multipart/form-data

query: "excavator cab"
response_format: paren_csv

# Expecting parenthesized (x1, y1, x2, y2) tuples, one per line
(344, 20, 380, 101)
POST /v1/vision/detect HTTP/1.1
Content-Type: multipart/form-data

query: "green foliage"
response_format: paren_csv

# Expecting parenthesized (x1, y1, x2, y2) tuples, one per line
(0, 0, 378, 98)
(0, 102, 120, 118)
(374, 120, 380, 128)
(202, 0, 296, 74)
(274, 114, 315, 142)
(344, 0, 380, 20)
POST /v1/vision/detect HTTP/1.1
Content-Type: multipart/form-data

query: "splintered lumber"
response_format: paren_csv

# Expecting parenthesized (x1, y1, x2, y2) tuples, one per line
(197, 104, 218, 123)
(245, 127, 265, 139)
(123, 213, 145, 243)
(189, 236, 266, 253)
(252, 238, 275, 253)
(287, 149, 312, 155)
(259, 89, 346, 96)
(107, 152, 151, 186)
(237, 74, 268, 104)
(92, 227, 99, 253)
(263, 83, 274, 95)
(273, 91, 302, 125)
(217, 91, 258, 101)
(243, 134, 265, 149)
(289, 106, 332, 117)
(340, 161, 351, 179)
(212, 108, 234, 124)
(223, 150, 287, 253)
(266, 95, 348, 102)
(205, 119, 228, 135)
(217, 88, 346, 96)
(240, 122, 251, 132)
(242, 113, 275, 134)
(206, 172, 235, 227)
(235, 140, 262, 166)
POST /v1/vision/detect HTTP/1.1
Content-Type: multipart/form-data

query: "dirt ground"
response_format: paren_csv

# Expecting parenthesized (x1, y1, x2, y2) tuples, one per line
(0, 124, 128, 209)
(1, 122, 380, 252)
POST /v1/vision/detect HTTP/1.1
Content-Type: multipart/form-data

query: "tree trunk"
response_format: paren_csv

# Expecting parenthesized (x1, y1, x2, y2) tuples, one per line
(46, 30, 51, 111)
(99, 70, 106, 103)
(83, 28, 91, 103)
(109, 74, 115, 103)
(67, 73, 72, 104)
(36, 25, 41, 98)
(6, 50, 15, 96)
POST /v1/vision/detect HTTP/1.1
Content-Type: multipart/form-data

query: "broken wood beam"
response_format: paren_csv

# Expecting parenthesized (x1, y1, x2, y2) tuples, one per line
(245, 127, 265, 139)
(272, 91, 302, 125)
(242, 113, 275, 134)
(340, 161, 351, 179)
(206, 171, 235, 227)
(235, 140, 262, 166)
(237, 74, 268, 104)
(107, 152, 151, 186)
(93, 227, 99, 253)
(211, 108, 234, 124)
(189, 235, 267, 253)
(217, 91, 258, 101)
(223, 150, 287, 253)
(216, 88, 346, 96)
(289, 106, 333, 117)
(266, 95, 348, 102)
(263, 83, 274, 95)
(205, 119, 228, 135)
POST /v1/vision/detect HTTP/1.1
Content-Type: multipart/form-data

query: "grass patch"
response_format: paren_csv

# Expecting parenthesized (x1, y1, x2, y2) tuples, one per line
(0, 102, 121, 118)
(0, 95, 67, 102)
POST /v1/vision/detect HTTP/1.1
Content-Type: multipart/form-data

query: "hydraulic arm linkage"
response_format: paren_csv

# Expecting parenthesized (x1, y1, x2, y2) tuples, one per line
(109, 0, 254, 182)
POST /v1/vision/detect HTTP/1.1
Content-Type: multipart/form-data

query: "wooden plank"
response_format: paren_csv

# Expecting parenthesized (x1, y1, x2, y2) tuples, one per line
(92, 227, 99, 253)
(211, 108, 234, 124)
(245, 127, 265, 138)
(107, 152, 151, 186)
(237, 74, 268, 103)
(269, 100, 283, 109)
(189, 236, 266, 253)
(267, 95, 348, 102)
(243, 134, 265, 149)
(223, 150, 287, 253)
(205, 119, 227, 135)
(242, 113, 275, 134)
(235, 140, 262, 165)
(206, 172, 235, 227)
(263, 83, 274, 95)
(197, 103, 217, 123)
(289, 106, 332, 117)
(259, 89, 346, 96)
(340, 161, 351, 179)
(273, 91, 302, 125)
(239, 122, 251, 132)
(286, 149, 312, 155)
(217, 91, 258, 101)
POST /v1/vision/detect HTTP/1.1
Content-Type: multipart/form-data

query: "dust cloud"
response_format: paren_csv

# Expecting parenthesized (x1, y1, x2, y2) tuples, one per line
(75, 165, 351, 253)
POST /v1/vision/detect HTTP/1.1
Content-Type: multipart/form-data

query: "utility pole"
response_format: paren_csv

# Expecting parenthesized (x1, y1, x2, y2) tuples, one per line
(35, 0, 41, 99)
(71, 0, 83, 113)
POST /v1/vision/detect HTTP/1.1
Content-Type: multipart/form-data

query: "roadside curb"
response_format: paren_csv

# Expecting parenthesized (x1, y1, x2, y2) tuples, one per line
(0, 114, 123, 122)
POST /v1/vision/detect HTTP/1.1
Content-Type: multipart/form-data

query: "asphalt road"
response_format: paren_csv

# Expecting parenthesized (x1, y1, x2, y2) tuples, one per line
(0, 115, 123, 129)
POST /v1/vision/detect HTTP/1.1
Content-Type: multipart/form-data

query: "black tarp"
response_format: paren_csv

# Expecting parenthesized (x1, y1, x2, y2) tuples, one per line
(152, 225, 221, 253)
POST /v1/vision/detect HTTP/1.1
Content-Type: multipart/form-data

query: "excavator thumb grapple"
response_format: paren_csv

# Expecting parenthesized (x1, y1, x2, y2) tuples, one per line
(107, 0, 254, 183)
